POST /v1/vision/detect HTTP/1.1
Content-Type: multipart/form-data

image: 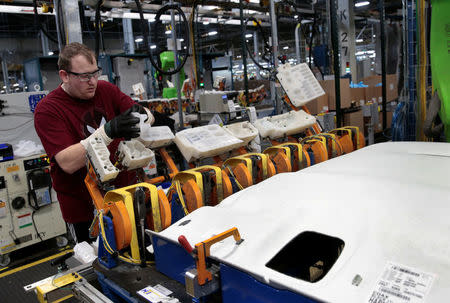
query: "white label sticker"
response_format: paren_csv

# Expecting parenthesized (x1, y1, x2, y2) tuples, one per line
(137, 286, 178, 303)
(153, 284, 173, 296)
(18, 213, 32, 228)
(367, 261, 436, 303)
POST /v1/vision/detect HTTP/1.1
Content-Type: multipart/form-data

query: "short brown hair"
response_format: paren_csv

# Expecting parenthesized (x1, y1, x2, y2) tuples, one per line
(58, 43, 95, 71)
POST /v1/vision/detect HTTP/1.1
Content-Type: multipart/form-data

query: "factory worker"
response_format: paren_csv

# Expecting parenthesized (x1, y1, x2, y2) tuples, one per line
(34, 43, 154, 243)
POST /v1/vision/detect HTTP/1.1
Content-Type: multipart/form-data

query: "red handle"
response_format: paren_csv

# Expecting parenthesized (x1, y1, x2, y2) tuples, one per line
(178, 235, 193, 254)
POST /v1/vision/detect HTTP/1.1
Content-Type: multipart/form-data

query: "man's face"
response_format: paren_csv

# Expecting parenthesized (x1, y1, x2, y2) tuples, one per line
(59, 54, 99, 100)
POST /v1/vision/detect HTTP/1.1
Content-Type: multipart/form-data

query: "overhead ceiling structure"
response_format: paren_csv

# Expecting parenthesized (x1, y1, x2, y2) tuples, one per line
(0, 0, 403, 61)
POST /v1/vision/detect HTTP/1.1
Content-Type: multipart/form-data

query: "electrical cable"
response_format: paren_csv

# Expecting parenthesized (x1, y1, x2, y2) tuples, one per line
(174, 181, 189, 215)
(97, 211, 154, 265)
(243, 17, 273, 72)
(136, 1, 189, 75)
(94, 0, 104, 60)
(31, 211, 44, 241)
(33, 0, 59, 44)
(56, 0, 66, 46)
(0, 118, 33, 131)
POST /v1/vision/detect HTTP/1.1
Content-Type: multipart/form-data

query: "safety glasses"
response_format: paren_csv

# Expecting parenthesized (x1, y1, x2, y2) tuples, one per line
(66, 67, 103, 82)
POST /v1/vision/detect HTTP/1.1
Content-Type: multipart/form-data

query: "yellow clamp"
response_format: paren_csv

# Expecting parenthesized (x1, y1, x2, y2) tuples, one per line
(330, 126, 361, 150)
(277, 142, 305, 169)
(263, 145, 292, 172)
(223, 153, 269, 181)
(173, 166, 224, 205)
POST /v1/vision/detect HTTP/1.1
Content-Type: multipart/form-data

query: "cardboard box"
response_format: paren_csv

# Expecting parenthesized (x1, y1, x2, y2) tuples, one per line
(363, 74, 398, 102)
(319, 78, 351, 110)
(377, 110, 394, 132)
(343, 110, 364, 134)
(349, 87, 366, 105)
(308, 93, 328, 115)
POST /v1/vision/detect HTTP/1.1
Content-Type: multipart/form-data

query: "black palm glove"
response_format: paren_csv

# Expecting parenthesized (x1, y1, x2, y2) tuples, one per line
(130, 103, 149, 122)
(104, 108, 140, 140)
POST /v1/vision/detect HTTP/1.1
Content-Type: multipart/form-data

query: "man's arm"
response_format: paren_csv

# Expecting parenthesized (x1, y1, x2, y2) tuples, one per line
(54, 143, 87, 174)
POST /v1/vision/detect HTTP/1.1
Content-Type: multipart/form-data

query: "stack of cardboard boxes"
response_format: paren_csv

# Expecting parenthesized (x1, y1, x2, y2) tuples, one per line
(308, 74, 398, 133)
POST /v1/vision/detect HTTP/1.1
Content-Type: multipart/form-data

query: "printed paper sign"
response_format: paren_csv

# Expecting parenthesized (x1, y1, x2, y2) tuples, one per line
(367, 261, 436, 303)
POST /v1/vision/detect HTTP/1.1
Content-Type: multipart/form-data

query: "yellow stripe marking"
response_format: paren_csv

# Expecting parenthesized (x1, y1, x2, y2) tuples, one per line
(0, 249, 73, 279)
(54, 294, 74, 302)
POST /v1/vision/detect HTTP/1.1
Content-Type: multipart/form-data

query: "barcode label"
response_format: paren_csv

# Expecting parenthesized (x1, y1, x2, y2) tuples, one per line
(367, 261, 435, 303)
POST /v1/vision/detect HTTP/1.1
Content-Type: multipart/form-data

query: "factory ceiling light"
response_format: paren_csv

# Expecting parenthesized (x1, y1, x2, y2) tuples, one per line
(135, 38, 143, 42)
(208, 31, 218, 36)
(355, 1, 370, 7)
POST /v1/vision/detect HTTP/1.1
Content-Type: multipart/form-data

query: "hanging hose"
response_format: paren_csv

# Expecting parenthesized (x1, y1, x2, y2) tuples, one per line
(244, 16, 272, 72)
(189, 1, 200, 87)
(135, 0, 189, 75)
(94, 0, 104, 60)
(33, 0, 59, 44)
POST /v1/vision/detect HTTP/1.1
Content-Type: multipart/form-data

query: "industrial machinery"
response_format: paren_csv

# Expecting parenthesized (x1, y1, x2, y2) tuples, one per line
(167, 166, 234, 223)
(222, 153, 276, 189)
(0, 154, 67, 266)
(148, 142, 450, 302)
(264, 142, 310, 173)
(329, 126, 365, 153)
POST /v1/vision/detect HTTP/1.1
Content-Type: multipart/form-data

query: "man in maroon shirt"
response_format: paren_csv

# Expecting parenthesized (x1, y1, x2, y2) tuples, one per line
(34, 43, 154, 243)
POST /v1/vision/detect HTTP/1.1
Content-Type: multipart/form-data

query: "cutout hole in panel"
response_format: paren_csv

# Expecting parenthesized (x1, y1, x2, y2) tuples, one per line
(265, 231, 344, 283)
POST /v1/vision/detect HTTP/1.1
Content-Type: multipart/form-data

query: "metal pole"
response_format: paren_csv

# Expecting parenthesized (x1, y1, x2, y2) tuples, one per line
(40, 29, 50, 56)
(169, 0, 184, 130)
(1, 55, 10, 94)
(240, 0, 249, 105)
(295, 23, 301, 63)
(61, 0, 83, 44)
(379, 0, 387, 130)
(269, 0, 280, 114)
(54, 0, 63, 51)
(330, 0, 342, 127)
(123, 18, 135, 54)
(253, 32, 260, 79)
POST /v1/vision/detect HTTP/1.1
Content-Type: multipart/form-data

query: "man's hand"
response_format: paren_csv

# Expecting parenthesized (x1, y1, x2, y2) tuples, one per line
(104, 107, 140, 140)
(131, 103, 155, 125)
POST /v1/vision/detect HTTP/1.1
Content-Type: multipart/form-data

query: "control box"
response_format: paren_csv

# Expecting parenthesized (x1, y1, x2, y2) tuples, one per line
(0, 154, 66, 260)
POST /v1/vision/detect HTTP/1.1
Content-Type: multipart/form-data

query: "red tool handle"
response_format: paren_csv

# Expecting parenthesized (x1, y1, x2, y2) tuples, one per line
(178, 235, 193, 254)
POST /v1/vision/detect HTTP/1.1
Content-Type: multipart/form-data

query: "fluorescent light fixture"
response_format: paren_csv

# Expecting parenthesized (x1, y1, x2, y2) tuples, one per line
(203, 21, 210, 25)
(366, 50, 375, 54)
(13, 83, 19, 87)
(208, 31, 218, 36)
(135, 38, 143, 43)
(201, 5, 220, 10)
(294, 15, 298, 19)
(283, 46, 289, 50)
(179, 38, 184, 42)
(48, 51, 54, 55)
(356, 39, 364, 43)
(165, 30, 172, 35)
(301, 19, 313, 24)
(150, 45, 157, 49)
(245, 34, 253, 38)
(355, 1, 370, 7)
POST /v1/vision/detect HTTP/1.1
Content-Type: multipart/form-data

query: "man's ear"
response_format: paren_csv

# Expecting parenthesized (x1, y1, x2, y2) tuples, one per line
(59, 70, 69, 83)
